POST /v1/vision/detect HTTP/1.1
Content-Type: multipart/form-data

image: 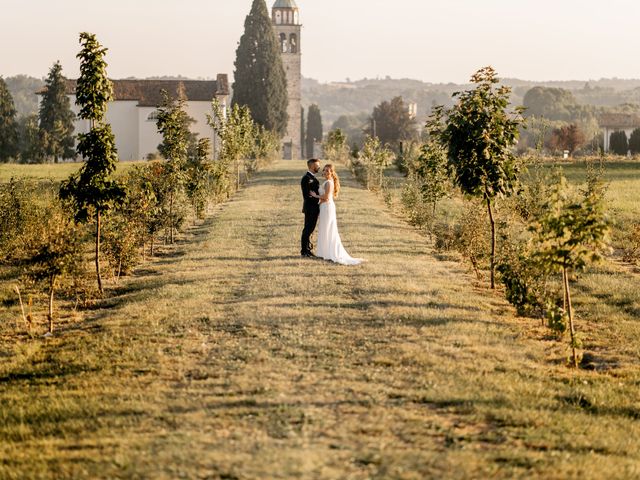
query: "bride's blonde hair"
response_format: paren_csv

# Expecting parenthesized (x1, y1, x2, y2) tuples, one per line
(324, 164, 340, 198)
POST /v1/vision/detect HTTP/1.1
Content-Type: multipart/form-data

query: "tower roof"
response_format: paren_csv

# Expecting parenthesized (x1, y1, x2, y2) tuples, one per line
(273, 0, 298, 8)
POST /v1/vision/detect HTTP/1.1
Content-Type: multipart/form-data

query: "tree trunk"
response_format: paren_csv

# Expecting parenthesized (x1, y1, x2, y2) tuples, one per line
(563, 267, 579, 368)
(486, 196, 496, 289)
(169, 190, 174, 244)
(236, 159, 241, 191)
(48, 276, 56, 334)
(96, 210, 103, 295)
(14, 285, 29, 333)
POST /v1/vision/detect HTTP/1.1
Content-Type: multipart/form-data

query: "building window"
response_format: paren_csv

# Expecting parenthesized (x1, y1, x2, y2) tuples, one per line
(289, 34, 297, 54)
(147, 110, 159, 121)
(294, 11, 299, 24)
(275, 11, 281, 24)
(280, 33, 287, 53)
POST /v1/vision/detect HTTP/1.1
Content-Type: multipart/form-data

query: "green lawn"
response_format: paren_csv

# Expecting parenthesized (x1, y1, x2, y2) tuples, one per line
(547, 160, 640, 226)
(0, 161, 143, 183)
(0, 160, 639, 479)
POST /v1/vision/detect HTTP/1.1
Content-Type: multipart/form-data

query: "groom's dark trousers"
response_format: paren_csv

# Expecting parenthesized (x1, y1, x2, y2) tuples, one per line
(301, 172, 320, 255)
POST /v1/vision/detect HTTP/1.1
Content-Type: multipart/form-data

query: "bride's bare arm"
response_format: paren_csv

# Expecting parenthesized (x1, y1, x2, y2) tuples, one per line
(319, 182, 332, 203)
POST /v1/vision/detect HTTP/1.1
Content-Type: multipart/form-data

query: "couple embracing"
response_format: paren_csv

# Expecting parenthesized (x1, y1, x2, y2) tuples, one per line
(300, 159, 364, 266)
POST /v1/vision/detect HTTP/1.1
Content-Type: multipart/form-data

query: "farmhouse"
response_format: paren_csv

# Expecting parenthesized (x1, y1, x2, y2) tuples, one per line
(38, 74, 229, 161)
(598, 112, 640, 153)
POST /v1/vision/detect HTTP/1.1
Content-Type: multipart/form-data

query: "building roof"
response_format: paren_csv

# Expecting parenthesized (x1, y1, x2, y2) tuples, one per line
(39, 74, 229, 107)
(598, 112, 640, 129)
(273, 0, 298, 8)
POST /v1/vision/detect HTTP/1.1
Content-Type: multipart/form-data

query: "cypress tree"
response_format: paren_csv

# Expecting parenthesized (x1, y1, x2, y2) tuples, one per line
(609, 130, 628, 156)
(0, 77, 19, 162)
(629, 128, 640, 154)
(306, 103, 323, 158)
(232, 0, 288, 136)
(300, 106, 305, 157)
(39, 61, 76, 163)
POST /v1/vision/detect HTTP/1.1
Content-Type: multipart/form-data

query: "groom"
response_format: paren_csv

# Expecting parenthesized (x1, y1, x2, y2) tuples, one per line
(300, 158, 321, 257)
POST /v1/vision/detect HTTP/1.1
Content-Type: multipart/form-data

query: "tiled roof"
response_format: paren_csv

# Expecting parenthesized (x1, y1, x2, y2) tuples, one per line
(598, 112, 640, 128)
(273, 0, 298, 8)
(40, 74, 229, 107)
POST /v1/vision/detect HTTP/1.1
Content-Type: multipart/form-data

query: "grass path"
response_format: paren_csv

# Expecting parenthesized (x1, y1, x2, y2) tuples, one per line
(1, 161, 639, 479)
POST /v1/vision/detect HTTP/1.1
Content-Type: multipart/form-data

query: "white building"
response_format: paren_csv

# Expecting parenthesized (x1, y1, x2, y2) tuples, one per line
(598, 112, 640, 153)
(39, 75, 229, 161)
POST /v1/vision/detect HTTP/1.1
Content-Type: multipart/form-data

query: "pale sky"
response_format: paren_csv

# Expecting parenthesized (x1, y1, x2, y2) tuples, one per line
(2, 0, 640, 84)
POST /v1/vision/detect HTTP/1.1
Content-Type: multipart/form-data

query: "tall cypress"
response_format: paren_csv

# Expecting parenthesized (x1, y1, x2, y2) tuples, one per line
(0, 77, 19, 162)
(232, 0, 288, 136)
(300, 106, 305, 157)
(306, 104, 323, 158)
(39, 61, 76, 163)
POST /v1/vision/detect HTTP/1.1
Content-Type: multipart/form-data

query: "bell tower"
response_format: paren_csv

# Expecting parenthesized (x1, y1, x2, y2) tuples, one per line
(272, 0, 302, 159)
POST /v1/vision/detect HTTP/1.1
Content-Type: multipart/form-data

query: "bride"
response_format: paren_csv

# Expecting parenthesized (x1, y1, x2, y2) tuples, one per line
(310, 164, 364, 266)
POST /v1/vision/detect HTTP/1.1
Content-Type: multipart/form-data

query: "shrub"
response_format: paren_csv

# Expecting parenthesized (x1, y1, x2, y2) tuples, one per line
(497, 240, 549, 317)
(357, 136, 394, 190)
(400, 175, 434, 230)
(621, 223, 640, 265)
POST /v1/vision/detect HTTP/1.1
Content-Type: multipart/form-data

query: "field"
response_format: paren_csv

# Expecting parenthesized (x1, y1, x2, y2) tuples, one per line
(0, 161, 142, 183)
(0, 160, 639, 479)
(554, 160, 640, 226)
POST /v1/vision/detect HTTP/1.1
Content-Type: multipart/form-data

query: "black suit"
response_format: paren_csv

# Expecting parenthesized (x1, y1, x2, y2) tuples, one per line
(301, 171, 320, 255)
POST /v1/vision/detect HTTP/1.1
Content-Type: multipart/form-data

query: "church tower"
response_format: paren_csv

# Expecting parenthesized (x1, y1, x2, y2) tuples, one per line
(272, 0, 302, 159)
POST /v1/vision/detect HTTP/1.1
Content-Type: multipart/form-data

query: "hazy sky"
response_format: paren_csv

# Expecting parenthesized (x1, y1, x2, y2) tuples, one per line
(3, 0, 640, 84)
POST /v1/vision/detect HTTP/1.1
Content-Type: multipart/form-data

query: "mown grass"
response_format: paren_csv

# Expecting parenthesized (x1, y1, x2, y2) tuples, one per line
(0, 160, 639, 479)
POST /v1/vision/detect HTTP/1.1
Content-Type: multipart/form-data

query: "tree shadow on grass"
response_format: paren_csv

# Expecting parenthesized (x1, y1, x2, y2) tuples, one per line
(0, 363, 99, 384)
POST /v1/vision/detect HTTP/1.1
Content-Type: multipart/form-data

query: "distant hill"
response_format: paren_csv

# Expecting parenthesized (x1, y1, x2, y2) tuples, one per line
(7, 73, 640, 131)
(302, 76, 640, 127)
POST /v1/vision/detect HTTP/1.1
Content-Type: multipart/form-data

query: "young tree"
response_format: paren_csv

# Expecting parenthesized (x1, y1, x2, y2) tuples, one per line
(441, 66, 525, 289)
(155, 87, 193, 243)
(365, 96, 417, 148)
(550, 123, 585, 157)
(208, 99, 255, 192)
(23, 203, 83, 334)
(185, 137, 213, 220)
(324, 129, 349, 163)
(359, 135, 394, 190)
(17, 114, 46, 163)
(609, 130, 628, 156)
(416, 143, 450, 215)
(0, 77, 19, 162)
(232, 0, 288, 135)
(531, 175, 609, 367)
(306, 104, 323, 158)
(39, 61, 76, 163)
(59, 32, 125, 295)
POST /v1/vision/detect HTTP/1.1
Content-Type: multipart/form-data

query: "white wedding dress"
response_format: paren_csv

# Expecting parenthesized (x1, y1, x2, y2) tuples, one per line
(316, 180, 364, 265)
